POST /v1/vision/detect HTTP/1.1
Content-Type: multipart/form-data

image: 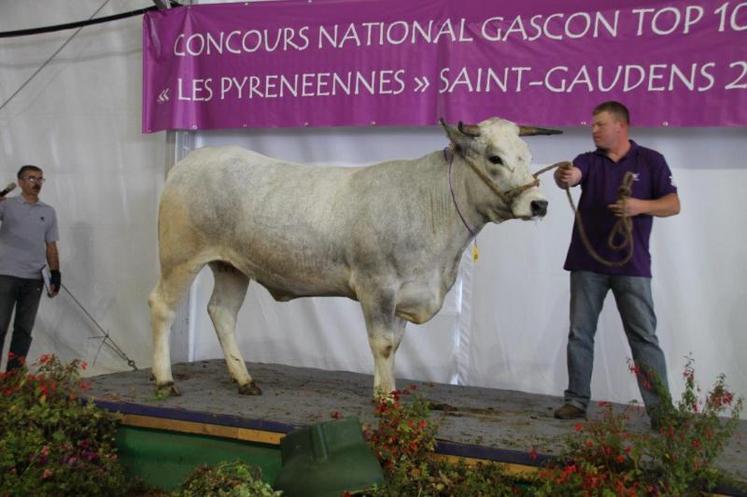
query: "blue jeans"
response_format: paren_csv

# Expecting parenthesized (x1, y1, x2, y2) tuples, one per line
(564, 271, 670, 415)
(0, 275, 44, 371)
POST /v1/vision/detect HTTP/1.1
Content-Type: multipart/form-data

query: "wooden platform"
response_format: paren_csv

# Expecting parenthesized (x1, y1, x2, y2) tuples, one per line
(88, 360, 747, 494)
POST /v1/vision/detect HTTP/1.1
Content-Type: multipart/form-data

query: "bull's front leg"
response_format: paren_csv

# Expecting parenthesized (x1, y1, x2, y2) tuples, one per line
(359, 291, 407, 398)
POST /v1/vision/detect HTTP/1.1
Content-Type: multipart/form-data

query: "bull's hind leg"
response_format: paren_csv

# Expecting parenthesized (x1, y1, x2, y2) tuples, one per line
(207, 262, 260, 395)
(149, 262, 203, 397)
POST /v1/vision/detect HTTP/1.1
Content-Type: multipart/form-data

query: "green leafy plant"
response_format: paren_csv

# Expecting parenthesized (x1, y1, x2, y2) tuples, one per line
(360, 364, 742, 497)
(364, 386, 437, 477)
(362, 387, 522, 496)
(645, 358, 743, 495)
(531, 358, 743, 497)
(171, 460, 281, 497)
(0, 354, 128, 497)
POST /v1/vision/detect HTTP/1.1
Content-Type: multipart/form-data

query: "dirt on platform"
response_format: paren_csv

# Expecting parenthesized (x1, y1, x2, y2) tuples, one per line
(88, 360, 747, 482)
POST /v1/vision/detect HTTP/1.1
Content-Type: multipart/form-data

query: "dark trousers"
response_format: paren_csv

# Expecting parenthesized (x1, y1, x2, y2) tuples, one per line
(0, 275, 44, 371)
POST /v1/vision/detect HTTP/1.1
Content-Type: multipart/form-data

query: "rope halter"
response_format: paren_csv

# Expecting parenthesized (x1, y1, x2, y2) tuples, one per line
(444, 148, 553, 235)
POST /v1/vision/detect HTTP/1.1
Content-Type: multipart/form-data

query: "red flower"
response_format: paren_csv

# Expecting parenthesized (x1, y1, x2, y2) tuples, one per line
(628, 361, 641, 375)
(330, 410, 342, 419)
(528, 447, 538, 461)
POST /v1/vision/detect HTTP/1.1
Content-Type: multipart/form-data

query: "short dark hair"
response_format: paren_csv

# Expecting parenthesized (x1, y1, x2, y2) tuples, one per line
(593, 101, 630, 125)
(17, 165, 42, 179)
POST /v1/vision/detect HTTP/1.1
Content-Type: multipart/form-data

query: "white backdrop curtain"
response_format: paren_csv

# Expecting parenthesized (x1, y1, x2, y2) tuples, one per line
(1, 1, 746, 416)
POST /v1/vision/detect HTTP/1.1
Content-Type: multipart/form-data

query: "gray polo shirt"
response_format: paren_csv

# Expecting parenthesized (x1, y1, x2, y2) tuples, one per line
(0, 196, 59, 279)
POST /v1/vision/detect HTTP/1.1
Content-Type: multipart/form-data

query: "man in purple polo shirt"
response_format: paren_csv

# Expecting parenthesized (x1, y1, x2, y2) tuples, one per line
(0, 165, 61, 371)
(552, 101, 680, 428)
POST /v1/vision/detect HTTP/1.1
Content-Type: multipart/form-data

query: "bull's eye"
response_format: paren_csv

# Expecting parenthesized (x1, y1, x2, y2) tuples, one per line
(488, 155, 503, 165)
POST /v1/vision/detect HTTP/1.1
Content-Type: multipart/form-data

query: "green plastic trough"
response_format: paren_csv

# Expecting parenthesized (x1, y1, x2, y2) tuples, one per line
(116, 425, 282, 490)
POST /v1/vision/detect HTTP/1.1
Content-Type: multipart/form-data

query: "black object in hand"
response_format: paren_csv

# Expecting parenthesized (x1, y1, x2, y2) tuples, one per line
(50, 270, 61, 291)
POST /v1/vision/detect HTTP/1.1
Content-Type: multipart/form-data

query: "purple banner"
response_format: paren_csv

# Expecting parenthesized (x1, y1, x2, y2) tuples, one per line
(142, 0, 747, 132)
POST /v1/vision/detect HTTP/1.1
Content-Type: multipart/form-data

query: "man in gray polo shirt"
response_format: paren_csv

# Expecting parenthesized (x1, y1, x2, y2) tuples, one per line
(0, 165, 60, 371)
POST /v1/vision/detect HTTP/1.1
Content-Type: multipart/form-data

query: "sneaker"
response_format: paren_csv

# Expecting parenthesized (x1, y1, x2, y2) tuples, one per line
(554, 403, 587, 420)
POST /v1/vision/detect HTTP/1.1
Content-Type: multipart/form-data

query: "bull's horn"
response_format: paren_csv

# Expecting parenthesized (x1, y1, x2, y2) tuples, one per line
(458, 121, 482, 137)
(518, 125, 563, 136)
(440, 118, 475, 154)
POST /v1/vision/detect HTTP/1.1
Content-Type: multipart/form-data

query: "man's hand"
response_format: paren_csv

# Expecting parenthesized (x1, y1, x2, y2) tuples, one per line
(49, 270, 61, 297)
(554, 162, 582, 189)
(608, 198, 647, 218)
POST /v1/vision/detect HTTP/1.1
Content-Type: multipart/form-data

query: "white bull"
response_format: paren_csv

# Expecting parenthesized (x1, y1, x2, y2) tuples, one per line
(149, 117, 559, 397)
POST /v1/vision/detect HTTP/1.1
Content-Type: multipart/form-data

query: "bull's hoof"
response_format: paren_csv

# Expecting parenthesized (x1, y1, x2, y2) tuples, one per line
(155, 382, 181, 398)
(238, 381, 262, 396)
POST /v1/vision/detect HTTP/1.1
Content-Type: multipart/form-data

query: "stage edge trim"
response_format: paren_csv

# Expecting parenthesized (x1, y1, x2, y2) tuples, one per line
(107, 406, 740, 497)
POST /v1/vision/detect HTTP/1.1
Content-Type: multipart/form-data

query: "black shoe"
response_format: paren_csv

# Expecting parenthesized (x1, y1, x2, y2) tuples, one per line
(554, 403, 587, 420)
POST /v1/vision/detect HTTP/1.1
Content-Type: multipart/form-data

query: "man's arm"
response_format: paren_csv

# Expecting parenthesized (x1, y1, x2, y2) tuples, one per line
(46, 242, 59, 271)
(46, 241, 60, 297)
(608, 193, 680, 218)
(554, 163, 582, 189)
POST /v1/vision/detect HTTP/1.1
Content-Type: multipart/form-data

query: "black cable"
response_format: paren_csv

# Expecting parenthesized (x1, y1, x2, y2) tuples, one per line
(1, 0, 114, 114)
(60, 282, 139, 371)
(0, 1, 181, 39)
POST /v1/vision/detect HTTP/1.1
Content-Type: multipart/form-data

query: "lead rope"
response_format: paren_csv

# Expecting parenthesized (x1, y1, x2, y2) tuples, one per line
(572, 170, 635, 267)
(445, 155, 635, 268)
(536, 162, 635, 268)
(445, 148, 481, 261)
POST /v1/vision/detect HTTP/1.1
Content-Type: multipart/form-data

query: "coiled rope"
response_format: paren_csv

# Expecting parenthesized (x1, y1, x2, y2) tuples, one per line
(537, 162, 635, 268)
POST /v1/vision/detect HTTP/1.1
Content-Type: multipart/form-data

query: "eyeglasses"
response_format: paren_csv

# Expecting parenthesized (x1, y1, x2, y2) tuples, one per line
(22, 176, 45, 184)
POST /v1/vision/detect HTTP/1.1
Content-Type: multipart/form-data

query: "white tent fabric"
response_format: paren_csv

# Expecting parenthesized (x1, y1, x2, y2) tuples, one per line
(1, 1, 746, 417)
(1, 1, 165, 372)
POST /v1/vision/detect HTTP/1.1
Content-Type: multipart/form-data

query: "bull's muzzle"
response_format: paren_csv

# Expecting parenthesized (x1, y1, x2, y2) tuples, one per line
(531, 199, 548, 217)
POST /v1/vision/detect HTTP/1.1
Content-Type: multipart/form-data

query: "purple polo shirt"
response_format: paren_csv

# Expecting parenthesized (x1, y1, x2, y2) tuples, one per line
(563, 140, 677, 277)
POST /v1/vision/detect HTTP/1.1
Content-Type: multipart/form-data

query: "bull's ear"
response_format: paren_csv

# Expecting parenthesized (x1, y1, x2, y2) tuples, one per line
(440, 118, 478, 153)
(518, 125, 563, 136)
